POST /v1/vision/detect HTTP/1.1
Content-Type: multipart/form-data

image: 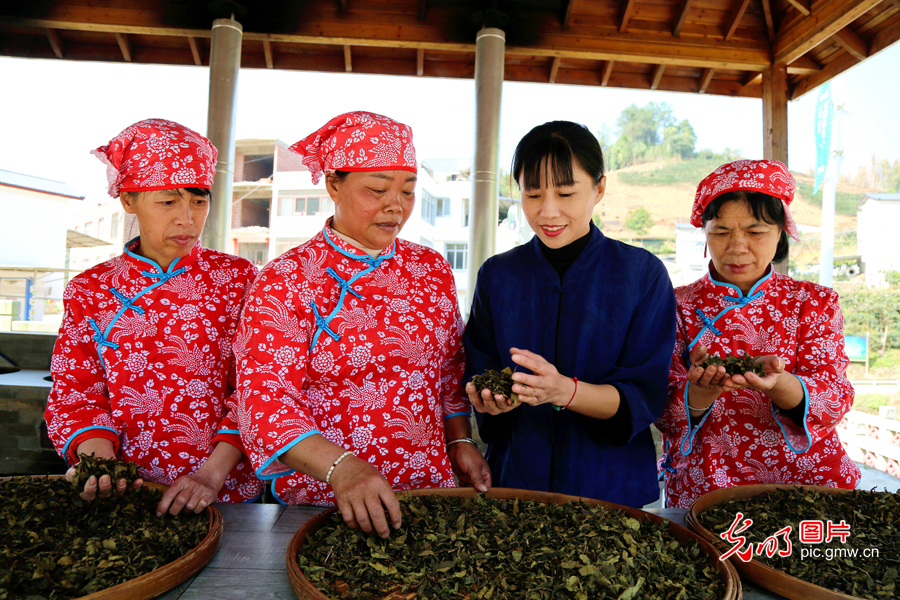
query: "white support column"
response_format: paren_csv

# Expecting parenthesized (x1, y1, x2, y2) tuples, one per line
(203, 17, 243, 252)
(467, 26, 505, 312)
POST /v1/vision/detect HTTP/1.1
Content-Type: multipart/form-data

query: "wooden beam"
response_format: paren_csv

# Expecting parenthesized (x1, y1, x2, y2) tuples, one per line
(787, 55, 822, 75)
(725, 0, 753, 41)
(188, 36, 202, 65)
(417, 0, 427, 20)
(262, 40, 274, 68)
(549, 56, 561, 83)
(832, 27, 868, 60)
(416, 47, 424, 76)
(673, 0, 697, 38)
(601, 60, 615, 85)
(889, 0, 900, 9)
(335, 0, 348, 14)
(651, 64, 666, 89)
(343, 45, 352, 72)
(562, 0, 575, 29)
(762, 63, 788, 163)
(784, 0, 811, 16)
(743, 72, 762, 86)
(114, 32, 132, 62)
(774, 0, 884, 65)
(699, 67, 715, 93)
(761, 0, 776, 42)
(45, 28, 64, 59)
(620, 0, 636, 33)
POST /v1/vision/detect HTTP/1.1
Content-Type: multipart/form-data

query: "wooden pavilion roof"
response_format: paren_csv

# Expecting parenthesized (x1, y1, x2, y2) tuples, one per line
(1, 0, 898, 100)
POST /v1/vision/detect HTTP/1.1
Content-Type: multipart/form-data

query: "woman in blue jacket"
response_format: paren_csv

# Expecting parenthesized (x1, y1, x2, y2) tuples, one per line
(463, 121, 676, 507)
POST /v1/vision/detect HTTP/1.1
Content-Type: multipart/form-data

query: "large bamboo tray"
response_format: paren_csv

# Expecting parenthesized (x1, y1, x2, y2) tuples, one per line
(287, 486, 741, 600)
(686, 483, 872, 600)
(0, 476, 222, 600)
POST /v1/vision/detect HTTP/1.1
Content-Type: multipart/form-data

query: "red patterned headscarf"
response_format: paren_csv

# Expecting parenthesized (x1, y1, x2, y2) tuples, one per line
(290, 111, 417, 184)
(92, 119, 217, 198)
(691, 159, 799, 241)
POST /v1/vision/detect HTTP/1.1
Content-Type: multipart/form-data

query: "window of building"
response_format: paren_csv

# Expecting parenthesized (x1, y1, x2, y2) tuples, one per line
(421, 189, 437, 226)
(437, 196, 451, 217)
(278, 190, 332, 216)
(419, 237, 433, 248)
(238, 242, 268, 266)
(445, 243, 467, 271)
(274, 237, 309, 258)
(110, 212, 120, 238)
(97, 217, 105, 240)
(84, 221, 94, 237)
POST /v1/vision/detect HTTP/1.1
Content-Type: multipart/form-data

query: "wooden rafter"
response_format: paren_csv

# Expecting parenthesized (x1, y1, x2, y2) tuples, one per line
(45, 28, 63, 58)
(699, 68, 715, 93)
(760, 0, 776, 41)
(833, 27, 868, 60)
(774, 0, 883, 65)
(343, 45, 352, 72)
(562, 0, 575, 29)
(114, 32, 132, 62)
(619, 0, 636, 33)
(417, 0, 427, 21)
(549, 56, 561, 83)
(889, 0, 900, 9)
(651, 64, 665, 89)
(187, 36, 202, 65)
(788, 55, 821, 75)
(601, 60, 615, 86)
(335, 0, 348, 13)
(416, 47, 424, 76)
(725, 0, 753, 41)
(784, 0, 811, 16)
(673, 0, 697, 38)
(263, 40, 274, 68)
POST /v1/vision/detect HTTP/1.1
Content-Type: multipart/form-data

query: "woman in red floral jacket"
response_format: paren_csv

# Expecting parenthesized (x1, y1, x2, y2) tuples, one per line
(655, 159, 861, 508)
(45, 119, 264, 515)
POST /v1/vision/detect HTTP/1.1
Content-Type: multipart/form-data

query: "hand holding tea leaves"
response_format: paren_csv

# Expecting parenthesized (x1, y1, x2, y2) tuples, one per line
(466, 367, 519, 415)
(66, 450, 143, 501)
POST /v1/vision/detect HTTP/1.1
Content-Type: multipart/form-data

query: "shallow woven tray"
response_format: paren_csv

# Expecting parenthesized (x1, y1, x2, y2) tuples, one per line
(0, 476, 222, 600)
(287, 486, 741, 600)
(687, 483, 871, 600)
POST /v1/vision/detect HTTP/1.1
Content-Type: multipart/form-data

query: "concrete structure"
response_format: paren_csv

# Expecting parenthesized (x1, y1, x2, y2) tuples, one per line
(668, 221, 707, 287)
(857, 193, 900, 287)
(68, 201, 125, 272)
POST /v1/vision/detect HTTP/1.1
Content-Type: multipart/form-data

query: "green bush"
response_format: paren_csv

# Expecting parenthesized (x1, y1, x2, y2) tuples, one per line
(618, 158, 729, 186)
(794, 180, 859, 216)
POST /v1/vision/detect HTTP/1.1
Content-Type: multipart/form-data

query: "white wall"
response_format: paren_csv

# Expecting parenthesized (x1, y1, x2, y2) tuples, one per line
(858, 199, 900, 286)
(0, 187, 73, 267)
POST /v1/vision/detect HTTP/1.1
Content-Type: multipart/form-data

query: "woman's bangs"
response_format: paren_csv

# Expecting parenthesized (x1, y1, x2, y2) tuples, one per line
(518, 140, 576, 190)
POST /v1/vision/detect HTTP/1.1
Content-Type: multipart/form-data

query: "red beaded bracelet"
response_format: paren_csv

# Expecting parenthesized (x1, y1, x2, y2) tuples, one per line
(553, 377, 578, 411)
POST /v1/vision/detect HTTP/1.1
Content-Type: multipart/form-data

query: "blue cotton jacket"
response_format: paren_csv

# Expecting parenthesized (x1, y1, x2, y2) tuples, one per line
(463, 224, 677, 507)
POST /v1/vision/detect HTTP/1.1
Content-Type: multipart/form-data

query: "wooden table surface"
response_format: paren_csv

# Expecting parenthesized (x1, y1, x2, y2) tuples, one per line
(155, 503, 788, 600)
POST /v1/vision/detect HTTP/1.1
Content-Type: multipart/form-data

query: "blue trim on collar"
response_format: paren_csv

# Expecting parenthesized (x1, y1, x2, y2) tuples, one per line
(254, 430, 321, 480)
(322, 226, 396, 266)
(707, 264, 773, 301)
(62, 426, 119, 466)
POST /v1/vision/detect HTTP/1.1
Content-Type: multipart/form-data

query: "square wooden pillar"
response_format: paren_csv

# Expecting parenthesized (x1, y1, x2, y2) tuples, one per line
(762, 63, 790, 273)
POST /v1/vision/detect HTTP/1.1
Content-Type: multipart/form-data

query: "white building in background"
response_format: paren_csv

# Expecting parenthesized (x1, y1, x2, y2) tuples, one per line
(857, 193, 900, 286)
(668, 221, 707, 287)
(68, 201, 123, 272)
(0, 169, 85, 328)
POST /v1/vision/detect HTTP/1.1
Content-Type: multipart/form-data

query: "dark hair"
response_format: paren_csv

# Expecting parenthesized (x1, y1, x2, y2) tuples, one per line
(123, 187, 212, 201)
(330, 170, 350, 182)
(511, 121, 605, 190)
(701, 191, 789, 263)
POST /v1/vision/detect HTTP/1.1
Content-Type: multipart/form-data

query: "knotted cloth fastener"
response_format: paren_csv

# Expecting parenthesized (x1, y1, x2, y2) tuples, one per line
(109, 287, 145, 315)
(695, 309, 723, 336)
(142, 267, 187, 283)
(88, 318, 120, 350)
(723, 290, 765, 306)
(326, 267, 364, 300)
(310, 301, 341, 342)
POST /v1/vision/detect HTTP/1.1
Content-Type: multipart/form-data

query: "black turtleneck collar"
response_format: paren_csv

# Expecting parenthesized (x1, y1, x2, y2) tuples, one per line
(537, 227, 593, 279)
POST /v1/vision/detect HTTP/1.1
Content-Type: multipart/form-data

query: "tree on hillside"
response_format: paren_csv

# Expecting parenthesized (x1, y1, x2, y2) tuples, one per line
(838, 273, 900, 356)
(625, 206, 654, 236)
(663, 119, 697, 159)
(607, 102, 677, 170)
(594, 124, 613, 153)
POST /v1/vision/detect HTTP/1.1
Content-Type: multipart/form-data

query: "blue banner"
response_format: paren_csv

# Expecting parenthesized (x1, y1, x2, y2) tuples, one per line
(814, 83, 833, 195)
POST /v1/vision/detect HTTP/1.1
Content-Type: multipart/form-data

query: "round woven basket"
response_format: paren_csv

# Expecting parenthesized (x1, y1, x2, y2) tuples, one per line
(287, 486, 741, 600)
(0, 475, 222, 600)
(687, 483, 869, 600)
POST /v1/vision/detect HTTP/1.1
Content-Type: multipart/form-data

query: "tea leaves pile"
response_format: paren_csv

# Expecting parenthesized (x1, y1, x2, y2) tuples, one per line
(698, 488, 900, 599)
(701, 355, 765, 378)
(298, 494, 725, 600)
(70, 453, 140, 490)
(471, 368, 518, 404)
(0, 476, 208, 600)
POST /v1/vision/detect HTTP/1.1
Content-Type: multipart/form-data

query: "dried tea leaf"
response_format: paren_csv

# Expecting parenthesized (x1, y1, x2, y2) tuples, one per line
(472, 367, 519, 403)
(71, 453, 141, 490)
(702, 354, 765, 377)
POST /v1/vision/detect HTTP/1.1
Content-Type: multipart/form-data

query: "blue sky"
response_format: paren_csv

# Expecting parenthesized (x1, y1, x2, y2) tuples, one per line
(1, 41, 898, 207)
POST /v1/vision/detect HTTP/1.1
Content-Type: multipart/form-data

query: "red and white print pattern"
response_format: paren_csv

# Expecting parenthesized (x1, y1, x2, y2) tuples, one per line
(45, 241, 264, 503)
(655, 269, 861, 508)
(233, 226, 468, 505)
(289, 111, 417, 184)
(92, 119, 217, 198)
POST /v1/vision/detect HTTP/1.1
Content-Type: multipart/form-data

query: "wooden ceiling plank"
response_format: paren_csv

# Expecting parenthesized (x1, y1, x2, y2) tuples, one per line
(674, 0, 697, 38)
(726, 0, 754, 41)
(651, 64, 666, 89)
(335, 0, 348, 14)
(832, 27, 869, 60)
(549, 56, 561, 83)
(343, 44, 352, 72)
(601, 59, 615, 85)
(699, 67, 715, 93)
(45, 27, 64, 59)
(416, 47, 424, 76)
(869, 10, 900, 54)
(187, 36, 202, 65)
(774, 0, 884, 65)
(790, 51, 858, 98)
(562, 0, 575, 29)
(760, 0, 776, 41)
(889, 0, 900, 9)
(619, 0, 637, 33)
(263, 40, 274, 68)
(784, 0, 812, 16)
(417, 0, 427, 21)
(786, 55, 821, 74)
(114, 32, 132, 62)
